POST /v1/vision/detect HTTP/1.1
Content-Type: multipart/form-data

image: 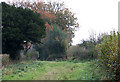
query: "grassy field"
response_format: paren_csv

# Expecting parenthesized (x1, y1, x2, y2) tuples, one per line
(2, 60, 107, 80)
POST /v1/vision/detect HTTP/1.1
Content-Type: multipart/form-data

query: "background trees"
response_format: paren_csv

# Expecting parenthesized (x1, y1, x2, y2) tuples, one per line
(2, 1, 79, 61)
(34, 24, 67, 60)
(67, 32, 107, 61)
(45, 24, 67, 60)
(8, 1, 79, 60)
(3, 0, 78, 60)
(2, 2, 46, 60)
(10, 1, 79, 45)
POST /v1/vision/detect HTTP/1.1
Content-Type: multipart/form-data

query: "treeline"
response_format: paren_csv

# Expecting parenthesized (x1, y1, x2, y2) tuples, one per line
(67, 32, 105, 61)
(2, 1, 79, 60)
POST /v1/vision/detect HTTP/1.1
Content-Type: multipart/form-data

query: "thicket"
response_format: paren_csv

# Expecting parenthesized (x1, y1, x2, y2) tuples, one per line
(67, 46, 94, 61)
(25, 48, 39, 60)
(96, 31, 120, 80)
(67, 32, 107, 62)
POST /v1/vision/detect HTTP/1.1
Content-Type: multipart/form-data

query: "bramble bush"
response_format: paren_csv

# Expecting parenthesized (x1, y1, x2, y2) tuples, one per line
(96, 31, 120, 80)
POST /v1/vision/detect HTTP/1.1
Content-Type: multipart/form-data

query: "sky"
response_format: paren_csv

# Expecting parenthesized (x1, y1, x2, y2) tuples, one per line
(62, 0, 119, 45)
(1, 0, 120, 45)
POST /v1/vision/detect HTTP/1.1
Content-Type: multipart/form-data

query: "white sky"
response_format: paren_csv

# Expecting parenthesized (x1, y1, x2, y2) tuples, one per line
(1, 0, 120, 45)
(62, 0, 119, 45)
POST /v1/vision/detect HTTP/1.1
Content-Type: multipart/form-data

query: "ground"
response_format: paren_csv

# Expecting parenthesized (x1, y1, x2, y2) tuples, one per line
(2, 60, 106, 80)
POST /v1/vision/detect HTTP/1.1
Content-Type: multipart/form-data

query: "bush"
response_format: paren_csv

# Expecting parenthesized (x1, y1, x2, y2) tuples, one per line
(78, 40, 98, 59)
(67, 46, 95, 61)
(25, 48, 39, 60)
(96, 31, 120, 80)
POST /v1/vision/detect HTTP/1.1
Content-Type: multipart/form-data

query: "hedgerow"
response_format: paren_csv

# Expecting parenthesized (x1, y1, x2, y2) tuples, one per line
(96, 31, 120, 80)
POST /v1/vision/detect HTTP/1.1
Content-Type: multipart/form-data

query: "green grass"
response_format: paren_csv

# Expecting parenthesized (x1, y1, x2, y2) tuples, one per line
(2, 60, 107, 80)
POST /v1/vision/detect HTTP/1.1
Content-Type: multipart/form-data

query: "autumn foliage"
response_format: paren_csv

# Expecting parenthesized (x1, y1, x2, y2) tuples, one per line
(45, 22, 53, 31)
(9, 0, 79, 44)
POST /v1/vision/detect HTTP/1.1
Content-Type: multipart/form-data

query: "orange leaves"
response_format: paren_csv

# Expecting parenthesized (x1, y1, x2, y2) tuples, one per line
(44, 12, 55, 19)
(28, 5, 32, 7)
(40, 11, 56, 23)
(32, 8, 35, 12)
(26, 1, 57, 23)
(10, 1, 58, 32)
(45, 22, 51, 28)
(11, 1, 57, 27)
(45, 22, 53, 31)
(37, 2, 43, 6)
(36, 10, 42, 13)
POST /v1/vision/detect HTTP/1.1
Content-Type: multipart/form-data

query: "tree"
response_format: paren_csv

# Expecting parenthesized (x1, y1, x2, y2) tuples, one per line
(8, 1, 80, 60)
(10, 1, 79, 44)
(34, 24, 68, 60)
(2, 2, 46, 60)
(46, 24, 67, 55)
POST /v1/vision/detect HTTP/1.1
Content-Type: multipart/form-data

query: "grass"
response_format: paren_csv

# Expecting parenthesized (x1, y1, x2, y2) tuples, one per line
(2, 60, 107, 80)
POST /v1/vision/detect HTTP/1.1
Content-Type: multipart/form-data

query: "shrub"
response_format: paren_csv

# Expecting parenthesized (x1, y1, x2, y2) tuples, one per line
(96, 31, 120, 80)
(25, 48, 39, 60)
(67, 46, 79, 60)
(67, 46, 95, 61)
(78, 40, 98, 60)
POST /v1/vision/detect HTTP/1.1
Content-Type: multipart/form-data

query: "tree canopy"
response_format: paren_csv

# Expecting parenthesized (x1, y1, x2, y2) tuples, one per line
(10, 1, 79, 44)
(34, 24, 67, 60)
(2, 1, 80, 60)
(2, 2, 46, 59)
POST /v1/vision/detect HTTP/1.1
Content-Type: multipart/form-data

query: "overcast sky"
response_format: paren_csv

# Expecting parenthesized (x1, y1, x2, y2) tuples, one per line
(63, 0, 119, 45)
(1, 0, 120, 45)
